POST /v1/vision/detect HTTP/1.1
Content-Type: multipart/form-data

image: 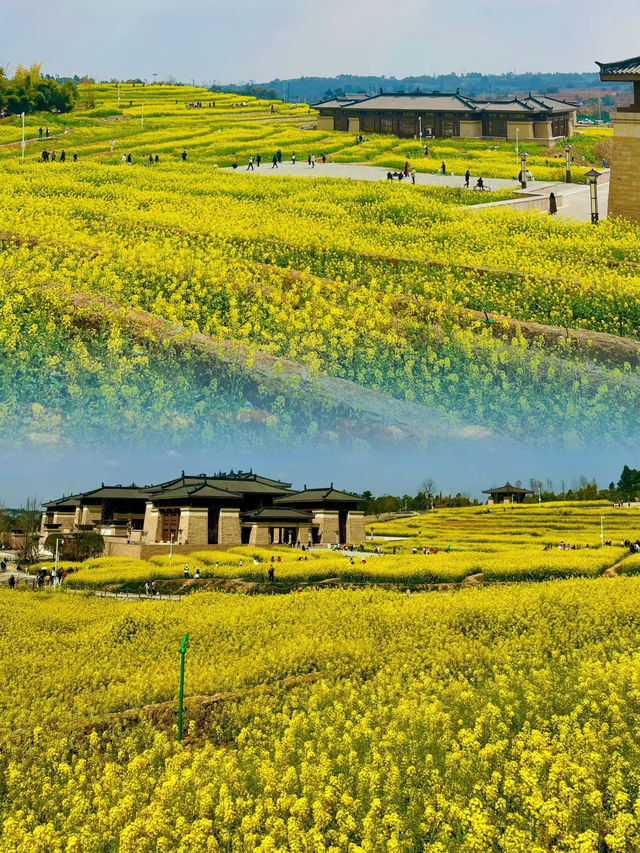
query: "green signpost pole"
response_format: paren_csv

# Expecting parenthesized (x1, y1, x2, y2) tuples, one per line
(177, 633, 189, 742)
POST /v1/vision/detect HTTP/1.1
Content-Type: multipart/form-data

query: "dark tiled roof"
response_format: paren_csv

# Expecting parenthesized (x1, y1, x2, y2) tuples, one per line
(481, 482, 533, 495)
(597, 56, 640, 80)
(42, 493, 84, 508)
(316, 91, 575, 116)
(152, 483, 241, 501)
(150, 471, 292, 496)
(342, 92, 477, 112)
(275, 487, 361, 504)
(81, 486, 152, 501)
(241, 507, 313, 521)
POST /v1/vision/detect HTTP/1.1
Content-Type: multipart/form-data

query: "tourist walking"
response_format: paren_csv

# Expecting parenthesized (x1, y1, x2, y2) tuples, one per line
(410, 167, 416, 184)
(291, 152, 296, 164)
(45, 127, 49, 138)
(424, 144, 429, 157)
(110, 139, 115, 152)
(277, 149, 282, 163)
(181, 150, 187, 161)
(247, 155, 254, 171)
(311, 154, 316, 168)
(144, 581, 150, 595)
(256, 153, 261, 167)
(464, 169, 470, 188)
(268, 565, 274, 583)
(403, 161, 410, 178)
(38, 127, 43, 138)
(151, 580, 157, 596)
(149, 154, 153, 165)
(155, 154, 159, 164)
(8, 575, 15, 589)
(183, 564, 189, 578)
(272, 153, 278, 168)
(73, 152, 78, 162)
(441, 161, 446, 175)
(321, 152, 326, 164)
(127, 153, 132, 164)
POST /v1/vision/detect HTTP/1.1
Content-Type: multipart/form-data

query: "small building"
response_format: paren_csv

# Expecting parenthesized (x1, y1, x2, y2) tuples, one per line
(597, 55, 640, 222)
(39, 471, 366, 558)
(482, 482, 533, 505)
(314, 91, 578, 142)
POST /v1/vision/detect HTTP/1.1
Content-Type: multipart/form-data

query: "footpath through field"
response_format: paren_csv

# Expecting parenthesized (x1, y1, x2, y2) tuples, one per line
(223, 161, 610, 224)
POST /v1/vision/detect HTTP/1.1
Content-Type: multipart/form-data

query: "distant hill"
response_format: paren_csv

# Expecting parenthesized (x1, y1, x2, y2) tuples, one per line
(249, 72, 626, 104)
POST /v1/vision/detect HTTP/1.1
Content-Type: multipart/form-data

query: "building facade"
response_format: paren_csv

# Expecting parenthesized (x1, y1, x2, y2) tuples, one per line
(40, 471, 366, 557)
(314, 91, 577, 142)
(597, 56, 640, 223)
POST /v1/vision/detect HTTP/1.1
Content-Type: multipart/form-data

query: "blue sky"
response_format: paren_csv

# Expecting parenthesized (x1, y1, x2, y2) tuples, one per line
(2, 0, 638, 83)
(0, 442, 631, 507)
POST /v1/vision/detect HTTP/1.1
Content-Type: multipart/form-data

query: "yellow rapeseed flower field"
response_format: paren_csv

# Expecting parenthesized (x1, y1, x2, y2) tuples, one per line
(0, 85, 637, 451)
(0, 577, 637, 851)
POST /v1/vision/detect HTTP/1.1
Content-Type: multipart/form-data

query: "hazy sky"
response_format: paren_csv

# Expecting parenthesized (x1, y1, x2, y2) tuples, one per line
(3, 0, 638, 84)
(0, 442, 631, 506)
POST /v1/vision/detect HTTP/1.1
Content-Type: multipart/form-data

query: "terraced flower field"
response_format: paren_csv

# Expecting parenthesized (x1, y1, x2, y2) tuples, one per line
(0, 84, 637, 451)
(0, 576, 637, 852)
(31, 501, 639, 591)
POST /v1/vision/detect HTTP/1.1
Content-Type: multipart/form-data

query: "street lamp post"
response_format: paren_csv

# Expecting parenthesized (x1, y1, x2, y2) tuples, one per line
(519, 151, 528, 189)
(54, 537, 64, 574)
(585, 169, 601, 224)
(20, 112, 25, 163)
(418, 115, 422, 139)
(169, 533, 174, 566)
(515, 127, 519, 155)
(564, 143, 572, 183)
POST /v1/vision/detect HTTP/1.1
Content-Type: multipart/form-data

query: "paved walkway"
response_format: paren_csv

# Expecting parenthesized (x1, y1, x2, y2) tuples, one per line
(223, 161, 611, 223)
(224, 160, 521, 190)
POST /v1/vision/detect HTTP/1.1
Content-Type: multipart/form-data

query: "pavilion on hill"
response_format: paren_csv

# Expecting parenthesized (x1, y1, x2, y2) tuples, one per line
(482, 482, 533, 505)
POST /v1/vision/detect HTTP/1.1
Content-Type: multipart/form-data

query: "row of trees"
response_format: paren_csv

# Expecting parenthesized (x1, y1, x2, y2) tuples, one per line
(0, 64, 77, 115)
(360, 466, 640, 518)
(523, 466, 640, 503)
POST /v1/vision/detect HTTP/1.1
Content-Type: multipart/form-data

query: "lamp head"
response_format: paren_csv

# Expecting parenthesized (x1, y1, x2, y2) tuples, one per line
(585, 168, 601, 184)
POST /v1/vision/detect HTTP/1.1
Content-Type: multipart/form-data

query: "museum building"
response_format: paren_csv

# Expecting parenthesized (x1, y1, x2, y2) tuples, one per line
(314, 91, 578, 141)
(40, 471, 366, 558)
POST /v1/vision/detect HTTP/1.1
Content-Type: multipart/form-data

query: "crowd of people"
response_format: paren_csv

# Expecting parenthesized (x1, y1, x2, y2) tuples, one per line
(40, 149, 78, 162)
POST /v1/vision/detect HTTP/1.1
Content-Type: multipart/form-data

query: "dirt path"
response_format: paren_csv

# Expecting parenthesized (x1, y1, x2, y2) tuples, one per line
(0, 127, 70, 149)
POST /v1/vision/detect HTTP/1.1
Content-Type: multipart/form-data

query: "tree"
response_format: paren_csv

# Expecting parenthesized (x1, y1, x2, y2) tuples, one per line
(0, 503, 13, 548)
(16, 497, 41, 564)
(617, 465, 640, 500)
(420, 478, 437, 498)
(78, 532, 104, 559)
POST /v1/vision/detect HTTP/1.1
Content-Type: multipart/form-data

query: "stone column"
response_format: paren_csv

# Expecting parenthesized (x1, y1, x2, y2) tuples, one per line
(219, 509, 242, 547)
(179, 507, 208, 547)
(346, 511, 366, 544)
(608, 111, 640, 223)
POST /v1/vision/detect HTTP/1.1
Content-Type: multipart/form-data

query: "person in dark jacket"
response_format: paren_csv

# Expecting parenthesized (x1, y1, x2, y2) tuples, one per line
(549, 192, 557, 215)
